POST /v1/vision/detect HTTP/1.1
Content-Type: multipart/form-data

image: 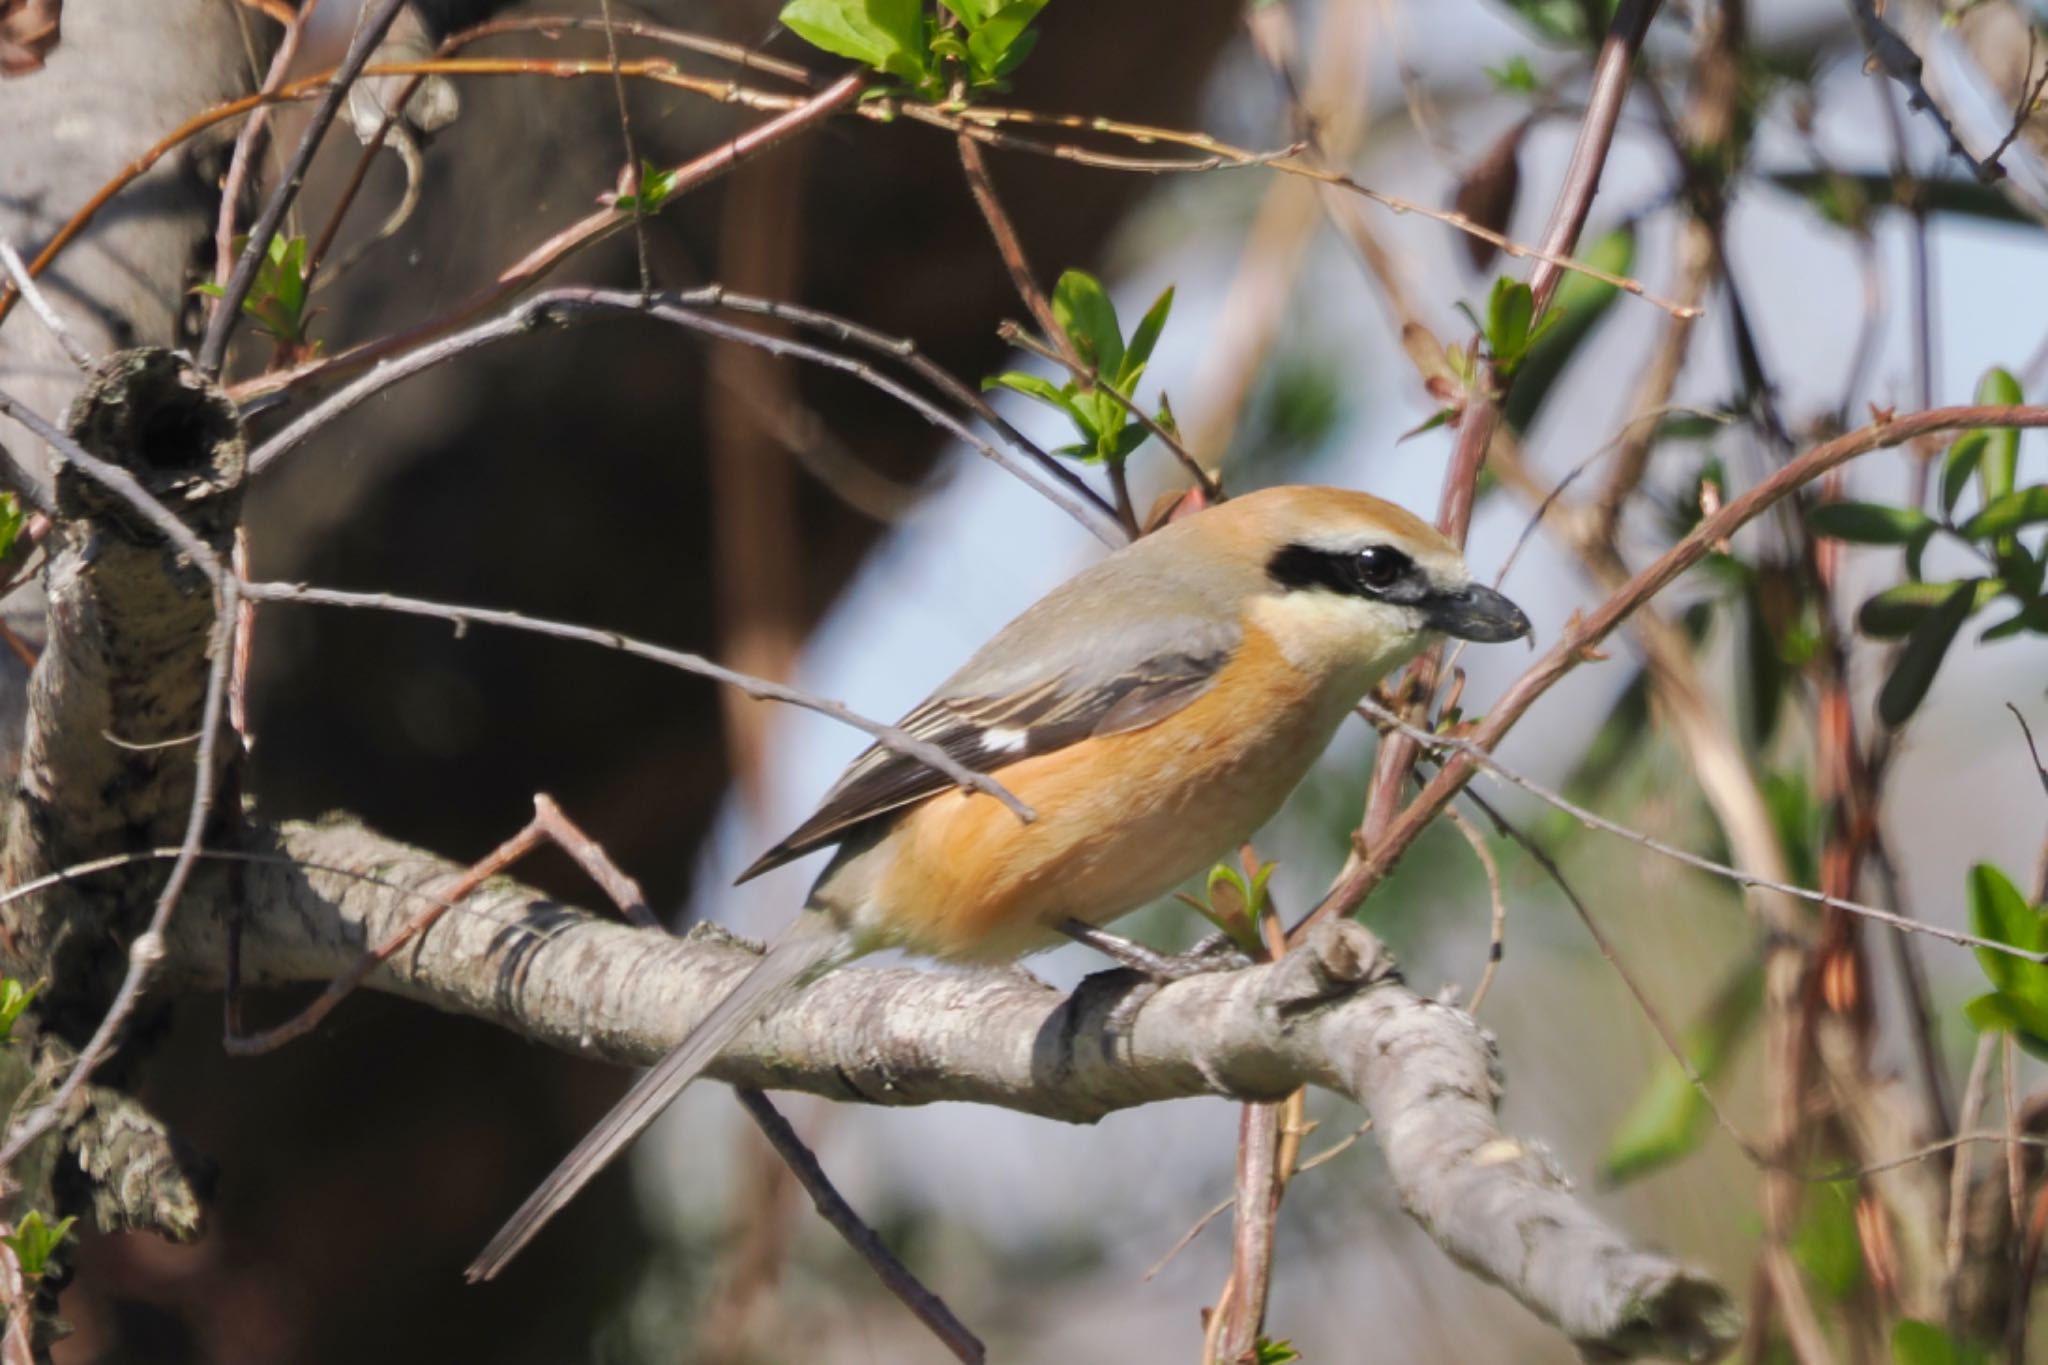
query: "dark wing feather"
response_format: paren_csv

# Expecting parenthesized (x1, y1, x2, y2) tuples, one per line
(735, 648, 1227, 884)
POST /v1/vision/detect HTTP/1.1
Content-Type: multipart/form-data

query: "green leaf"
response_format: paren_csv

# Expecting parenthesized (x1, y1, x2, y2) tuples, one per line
(1, 1210, 75, 1279)
(1877, 579, 1976, 726)
(0, 978, 37, 1045)
(1857, 579, 1996, 639)
(1485, 277, 1535, 365)
(1941, 431, 1985, 518)
(1767, 172, 2031, 227)
(614, 160, 680, 214)
(779, 0, 926, 82)
(1807, 500, 1934, 544)
(1789, 1182, 1862, 1300)
(1560, 664, 1651, 803)
(1497, 0, 1618, 46)
(1120, 285, 1174, 386)
(1762, 769, 1825, 890)
(1963, 486, 2048, 540)
(1485, 54, 1540, 93)
(965, 0, 1046, 82)
(1963, 992, 2048, 1061)
(1051, 270, 1124, 377)
(985, 370, 1093, 435)
(1892, 1317, 1990, 1365)
(1967, 863, 2048, 1002)
(0, 491, 22, 563)
(1199, 864, 1268, 956)
(1998, 543, 2045, 600)
(1254, 1339, 1302, 1365)
(937, 0, 996, 26)
(1905, 521, 1936, 581)
(986, 24, 1038, 78)
(1600, 964, 1762, 1184)
(1500, 226, 1632, 434)
(1982, 595, 2048, 641)
(1975, 369, 2023, 511)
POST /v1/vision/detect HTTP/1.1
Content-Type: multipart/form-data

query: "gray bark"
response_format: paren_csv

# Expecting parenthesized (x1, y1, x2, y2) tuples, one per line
(159, 814, 1739, 1362)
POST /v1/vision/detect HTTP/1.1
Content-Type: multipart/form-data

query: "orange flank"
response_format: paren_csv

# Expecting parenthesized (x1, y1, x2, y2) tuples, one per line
(871, 621, 1335, 961)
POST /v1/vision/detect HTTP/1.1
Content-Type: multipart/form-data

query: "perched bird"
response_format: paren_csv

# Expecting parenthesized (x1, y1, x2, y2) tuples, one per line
(467, 484, 1529, 1280)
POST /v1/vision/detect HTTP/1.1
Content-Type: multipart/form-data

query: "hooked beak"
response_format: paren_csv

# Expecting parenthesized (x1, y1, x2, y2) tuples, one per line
(1423, 582, 1531, 643)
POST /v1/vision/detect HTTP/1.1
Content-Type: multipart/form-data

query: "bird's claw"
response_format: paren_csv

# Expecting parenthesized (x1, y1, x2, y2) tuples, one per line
(1059, 920, 1254, 982)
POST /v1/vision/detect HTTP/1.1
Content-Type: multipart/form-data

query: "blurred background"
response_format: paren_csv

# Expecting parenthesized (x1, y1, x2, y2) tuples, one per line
(6, 0, 2048, 1359)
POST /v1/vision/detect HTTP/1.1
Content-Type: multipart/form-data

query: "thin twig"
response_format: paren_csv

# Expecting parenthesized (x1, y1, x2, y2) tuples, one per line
(243, 284, 1123, 544)
(957, 132, 1070, 373)
(228, 72, 867, 402)
(197, 0, 410, 374)
(238, 577, 1031, 821)
(1349, 0, 1664, 935)
(924, 105, 1697, 317)
(998, 323, 1222, 502)
(733, 1089, 986, 1363)
(1845, 0, 2010, 184)
(1358, 699, 2048, 964)
(208, 3, 308, 331)
(0, 390, 222, 570)
(596, 0, 652, 300)
(223, 795, 651, 1054)
(0, 240, 91, 372)
(0, 586, 237, 1168)
(2011, 703, 2048, 800)
(1295, 402, 2048, 941)
(449, 13, 817, 87)
(1443, 803, 1506, 1012)
(1947, 1033, 1998, 1324)
(1449, 773, 1767, 1168)
(1985, 27, 2048, 171)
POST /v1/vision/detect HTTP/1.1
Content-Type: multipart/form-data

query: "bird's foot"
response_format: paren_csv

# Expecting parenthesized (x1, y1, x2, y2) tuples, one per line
(1058, 920, 1254, 982)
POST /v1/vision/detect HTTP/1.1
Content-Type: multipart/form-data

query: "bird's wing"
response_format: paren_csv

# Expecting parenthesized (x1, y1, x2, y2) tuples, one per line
(735, 626, 1236, 884)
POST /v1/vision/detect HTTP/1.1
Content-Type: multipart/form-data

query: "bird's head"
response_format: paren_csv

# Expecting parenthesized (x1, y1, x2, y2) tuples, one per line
(1212, 486, 1532, 682)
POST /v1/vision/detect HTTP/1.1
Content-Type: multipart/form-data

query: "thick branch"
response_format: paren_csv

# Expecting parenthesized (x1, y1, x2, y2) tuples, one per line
(161, 815, 1738, 1361)
(1, 350, 243, 1026)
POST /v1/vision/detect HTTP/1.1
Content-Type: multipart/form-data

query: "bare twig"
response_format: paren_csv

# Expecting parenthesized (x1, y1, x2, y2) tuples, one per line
(224, 795, 651, 1055)
(2011, 703, 2048, 800)
(1845, 0, 2009, 184)
(238, 578, 1031, 821)
(1358, 699, 2048, 963)
(228, 72, 868, 401)
(197, 0, 410, 374)
(0, 239, 92, 372)
(734, 1089, 986, 1364)
(1297, 402, 2048, 940)
(243, 286, 1123, 542)
(1443, 803, 1506, 1012)
(957, 133, 1070, 374)
(208, 3, 308, 330)
(164, 815, 1738, 1361)
(0, 389, 222, 571)
(1947, 1034, 1997, 1324)
(0, 586, 237, 1168)
(1451, 772, 1767, 1171)
(998, 322, 1221, 502)
(1347, 0, 1664, 948)
(596, 0, 652, 299)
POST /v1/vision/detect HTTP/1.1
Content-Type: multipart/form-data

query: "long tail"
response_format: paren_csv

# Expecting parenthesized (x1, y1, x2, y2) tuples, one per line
(466, 913, 853, 1281)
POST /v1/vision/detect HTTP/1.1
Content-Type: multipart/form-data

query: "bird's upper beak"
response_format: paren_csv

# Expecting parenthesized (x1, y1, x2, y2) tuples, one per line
(1423, 582, 1532, 643)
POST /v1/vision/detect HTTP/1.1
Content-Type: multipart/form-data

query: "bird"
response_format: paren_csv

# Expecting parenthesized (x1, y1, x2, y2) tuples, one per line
(466, 484, 1530, 1281)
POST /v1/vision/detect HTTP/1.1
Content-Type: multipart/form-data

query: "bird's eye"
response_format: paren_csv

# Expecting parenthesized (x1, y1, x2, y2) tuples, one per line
(1354, 546, 1412, 592)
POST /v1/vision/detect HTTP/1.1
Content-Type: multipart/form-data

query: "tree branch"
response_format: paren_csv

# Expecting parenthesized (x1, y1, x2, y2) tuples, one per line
(155, 814, 1738, 1362)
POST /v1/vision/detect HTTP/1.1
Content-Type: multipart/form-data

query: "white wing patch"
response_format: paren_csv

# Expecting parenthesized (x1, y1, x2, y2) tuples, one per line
(980, 726, 1029, 753)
